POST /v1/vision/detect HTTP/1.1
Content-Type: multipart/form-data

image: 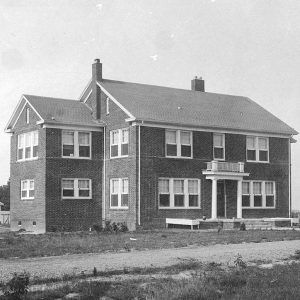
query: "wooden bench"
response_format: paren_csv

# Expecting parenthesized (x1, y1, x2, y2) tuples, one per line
(166, 218, 200, 230)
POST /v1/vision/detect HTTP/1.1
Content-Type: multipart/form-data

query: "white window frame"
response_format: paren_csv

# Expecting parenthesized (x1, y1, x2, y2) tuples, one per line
(110, 178, 129, 209)
(213, 133, 225, 161)
(21, 179, 35, 200)
(158, 178, 201, 209)
(61, 178, 92, 199)
(17, 131, 38, 161)
(110, 128, 129, 158)
(165, 130, 193, 158)
(242, 180, 276, 209)
(246, 136, 269, 163)
(26, 108, 30, 124)
(62, 131, 91, 159)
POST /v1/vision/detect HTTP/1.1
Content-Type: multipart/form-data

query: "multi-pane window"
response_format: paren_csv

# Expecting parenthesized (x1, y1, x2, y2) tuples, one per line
(62, 131, 91, 158)
(158, 178, 200, 209)
(213, 133, 225, 160)
(21, 180, 34, 200)
(110, 128, 129, 158)
(18, 131, 38, 161)
(246, 136, 269, 162)
(242, 181, 275, 208)
(62, 179, 92, 199)
(110, 178, 129, 208)
(166, 130, 192, 158)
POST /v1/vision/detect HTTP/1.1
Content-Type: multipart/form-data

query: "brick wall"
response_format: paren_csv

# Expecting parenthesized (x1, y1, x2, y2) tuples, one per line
(10, 104, 46, 233)
(45, 129, 103, 231)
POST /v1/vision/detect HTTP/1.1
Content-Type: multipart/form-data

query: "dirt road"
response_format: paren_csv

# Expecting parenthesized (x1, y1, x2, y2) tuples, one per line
(1, 240, 300, 282)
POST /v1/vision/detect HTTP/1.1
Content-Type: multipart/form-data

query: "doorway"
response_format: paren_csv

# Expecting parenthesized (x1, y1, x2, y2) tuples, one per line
(217, 180, 226, 218)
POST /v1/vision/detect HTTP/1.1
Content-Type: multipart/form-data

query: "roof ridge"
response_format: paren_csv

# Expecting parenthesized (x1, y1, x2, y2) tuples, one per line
(24, 94, 77, 102)
(102, 78, 249, 99)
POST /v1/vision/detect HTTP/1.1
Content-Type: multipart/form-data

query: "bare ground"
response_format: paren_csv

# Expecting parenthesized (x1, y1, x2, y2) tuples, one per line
(1, 239, 300, 283)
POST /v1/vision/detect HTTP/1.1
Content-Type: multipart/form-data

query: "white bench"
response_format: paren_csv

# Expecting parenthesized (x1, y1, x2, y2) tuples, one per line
(166, 218, 199, 230)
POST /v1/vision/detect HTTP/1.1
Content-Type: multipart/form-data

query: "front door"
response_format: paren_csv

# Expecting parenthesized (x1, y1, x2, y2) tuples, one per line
(217, 181, 226, 218)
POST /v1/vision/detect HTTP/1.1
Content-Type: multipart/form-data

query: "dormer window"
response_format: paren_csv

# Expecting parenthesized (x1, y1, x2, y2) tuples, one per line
(166, 130, 192, 158)
(62, 131, 91, 158)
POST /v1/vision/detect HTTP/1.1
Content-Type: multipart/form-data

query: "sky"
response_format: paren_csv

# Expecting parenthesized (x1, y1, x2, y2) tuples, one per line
(0, 0, 299, 208)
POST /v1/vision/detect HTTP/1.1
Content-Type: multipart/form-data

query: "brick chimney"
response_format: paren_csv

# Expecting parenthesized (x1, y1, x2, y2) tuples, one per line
(92, 59, 102, 119)
(191, 76, 205, 92)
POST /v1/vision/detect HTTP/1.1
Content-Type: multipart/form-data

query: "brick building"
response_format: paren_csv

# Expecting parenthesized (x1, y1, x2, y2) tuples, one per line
(5, 59, 298, 233)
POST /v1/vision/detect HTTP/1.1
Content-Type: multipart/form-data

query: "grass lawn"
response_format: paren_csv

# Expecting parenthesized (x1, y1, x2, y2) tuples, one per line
(4, 260, 300, 299)
(0, 229, 299, 259)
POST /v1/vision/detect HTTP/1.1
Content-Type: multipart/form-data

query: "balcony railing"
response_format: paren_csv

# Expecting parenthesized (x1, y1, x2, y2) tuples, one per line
(206, 161, 245, 173)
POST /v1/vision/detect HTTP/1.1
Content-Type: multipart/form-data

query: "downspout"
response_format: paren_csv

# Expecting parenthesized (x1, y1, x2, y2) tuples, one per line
(138, 124, 141, 226)
(102, 126, 106, 225)
(289, 138, 291, 218)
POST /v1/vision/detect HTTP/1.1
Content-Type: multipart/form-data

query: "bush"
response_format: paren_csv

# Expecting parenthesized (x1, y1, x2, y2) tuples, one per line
(103, 220, 128, 233)
(92, 224, 102, 233)
(2, 272, 30, 299)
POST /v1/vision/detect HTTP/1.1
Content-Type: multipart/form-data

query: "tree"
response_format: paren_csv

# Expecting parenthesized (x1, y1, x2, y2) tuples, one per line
(0, 180, 10, 211)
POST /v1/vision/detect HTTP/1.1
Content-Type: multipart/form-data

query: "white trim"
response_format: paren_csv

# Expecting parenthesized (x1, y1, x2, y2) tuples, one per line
(242, 180, 276, 209)
(110, 128, 129, 158)
(288, 139, 291, 218)
(78, 78, 92, 101)
(133, 121, 293, 139)
(42, 123, 103, 132)
(21, 179, 35, 200)
(213, 133, 225, 161)
(23, 96, 44, 121)
(138, 125, 141, 225)
(62, 131, 91, 159)
(158, 178, 201, 209)
(165, 129, 193, 158)
(61, 178, 92, 199)
(83, 89, 92, 104)
(246, 136, 269, 163)
(17, 131, 39, 161)
(5, 95, 25, 132)
(97, 82, 135, 119)
(110, 178, 129, 209)
(102, 127, 106, 224)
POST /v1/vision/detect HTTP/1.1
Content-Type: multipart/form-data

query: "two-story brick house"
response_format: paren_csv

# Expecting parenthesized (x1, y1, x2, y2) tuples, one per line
(5, 59, 298, 232)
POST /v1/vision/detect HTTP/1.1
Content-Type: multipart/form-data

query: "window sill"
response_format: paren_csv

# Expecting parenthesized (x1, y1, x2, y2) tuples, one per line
(159, 207, 201, 210)
(109, 207, 129, 210)
(17, 157, 38, 162)
(110, 155, 129, 160)
(62, 197, 92, 200)
(165, 156, 193, 159)
(242, 207, 276, 209)
(62, 156, 91, 160)
(246, 160, 269, 164)
(21, 198, 34, 201)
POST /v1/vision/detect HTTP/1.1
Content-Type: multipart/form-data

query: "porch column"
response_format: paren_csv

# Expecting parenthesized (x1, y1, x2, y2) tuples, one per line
(237, 180, 242, 219)
(211, 179, 217, 219)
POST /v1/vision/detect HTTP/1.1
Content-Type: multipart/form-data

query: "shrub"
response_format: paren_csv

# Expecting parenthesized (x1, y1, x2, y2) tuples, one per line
(2, 272, 30, 299)
(240, 222, 246, 231)
(103, 220, 128, 233)
(234, 254, 247, 269)
(92, 224, 102, 233)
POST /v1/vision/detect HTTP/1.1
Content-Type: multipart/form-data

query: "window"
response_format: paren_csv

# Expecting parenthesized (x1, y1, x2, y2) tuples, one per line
(62, 131, 91, 158)
(242, 181, 275, 208)
(21, 180, 34, 200)
(18, 131, 38, 161)
(158, 178, 200, 209)
(62, 179, 92, 199)
(106, 97, 109, 115)
(110, 128, 129, 158)
(246, 136, 269, 162)
(110, 178, 129, 208)
(213, 133, 225, 160)
(166, 130, 192, 158)
(26, 108, 30, 124)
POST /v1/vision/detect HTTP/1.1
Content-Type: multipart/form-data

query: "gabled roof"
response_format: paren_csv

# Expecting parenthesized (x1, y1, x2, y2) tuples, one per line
(99, 79, 298, 136)
(5, 94, 103, 132)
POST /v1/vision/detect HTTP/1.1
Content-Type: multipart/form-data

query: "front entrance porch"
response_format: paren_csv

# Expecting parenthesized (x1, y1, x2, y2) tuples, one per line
(203, 161, 250, 219)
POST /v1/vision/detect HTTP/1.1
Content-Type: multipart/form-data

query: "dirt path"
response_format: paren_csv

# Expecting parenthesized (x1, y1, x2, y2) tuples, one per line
(1, 240, 300, 283)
